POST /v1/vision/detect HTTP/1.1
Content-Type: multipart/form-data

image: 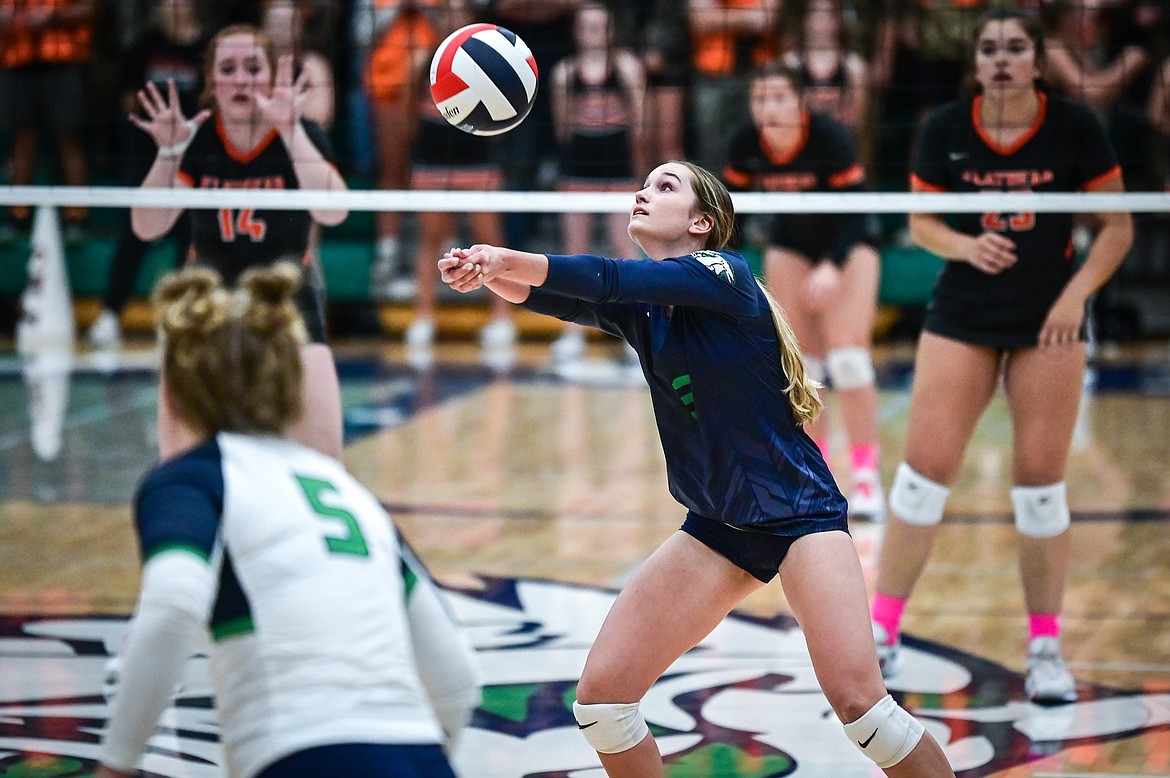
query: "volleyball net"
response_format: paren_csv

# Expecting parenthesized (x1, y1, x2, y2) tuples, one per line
(2, 185, 1169, 356)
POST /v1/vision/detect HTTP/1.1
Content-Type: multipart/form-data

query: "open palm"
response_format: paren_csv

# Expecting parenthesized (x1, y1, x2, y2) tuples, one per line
(130, 79, 210, 150)
(256, 54, 309, 137)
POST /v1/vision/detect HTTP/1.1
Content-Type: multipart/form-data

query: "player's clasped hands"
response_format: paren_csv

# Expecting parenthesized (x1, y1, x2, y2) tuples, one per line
(966, 230, 1018, 274)
(439, 245, 500, 293)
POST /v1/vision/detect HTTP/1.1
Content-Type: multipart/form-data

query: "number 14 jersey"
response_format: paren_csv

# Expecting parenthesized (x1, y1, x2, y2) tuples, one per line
(177, 116, 335, 285)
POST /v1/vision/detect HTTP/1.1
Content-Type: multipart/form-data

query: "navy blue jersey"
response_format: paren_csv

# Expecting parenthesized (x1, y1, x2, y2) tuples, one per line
(177, 116, 336, 285)
(722, 111, 875, 265)
(912, 92, 1122, 346)
(522, 250, 847, 532)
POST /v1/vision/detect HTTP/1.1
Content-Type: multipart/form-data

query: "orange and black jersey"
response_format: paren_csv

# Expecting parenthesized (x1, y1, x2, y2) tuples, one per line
(912, 92, 1122, 347)
(177, 116, 336, 285)
(723, 111, 873, 265)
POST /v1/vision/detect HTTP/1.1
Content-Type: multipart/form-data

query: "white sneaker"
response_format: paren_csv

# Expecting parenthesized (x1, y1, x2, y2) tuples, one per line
(551, 330, 586, 363)
(850, 470, 886, 522)
(405, 317, 435, 349)
(369, 237, 400, 301)
(87, 309, 121, 350)
(386, 277, 417, 301)
(479, 318, 516, 351)
(873, 621, 903, 678)
(1025, 636, 1077, 704)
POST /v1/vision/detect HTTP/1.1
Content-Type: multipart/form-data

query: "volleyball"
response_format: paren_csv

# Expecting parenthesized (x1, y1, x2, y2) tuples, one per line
(429, 23, 538, 137)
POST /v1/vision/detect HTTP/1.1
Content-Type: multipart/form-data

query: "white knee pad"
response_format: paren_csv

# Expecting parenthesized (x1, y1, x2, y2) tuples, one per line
(1011, 482, 1070, 538)
(826, 347, 875, 390)
(889, 462, 951, 526)
(805, 355, 827, 385)
(572, 700, 650, 754)
(843, 694, 925, 769)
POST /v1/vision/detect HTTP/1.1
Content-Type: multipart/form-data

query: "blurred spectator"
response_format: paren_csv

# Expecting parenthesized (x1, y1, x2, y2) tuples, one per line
(1039, 0, 1149, 116)
(1097, 0, 1165, 192)
(614, 0, 689, 164)
(404, 3, 517, 367)
(487, 0, 586, 252)
(86, 0, 207, 351)
(1150, 54, 1170, 145)
(868, 0, 991, 191)
(359, 0, 455, 300)
(262, 0, 335, 129)
(686, 0, 781, 172)
(0, 0, 95, 239)
(781, 0, 870, 138)
(549, 1, 645, 364)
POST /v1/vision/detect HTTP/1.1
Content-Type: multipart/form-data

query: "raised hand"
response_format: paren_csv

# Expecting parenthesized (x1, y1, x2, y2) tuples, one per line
(129, 79, 210, 155)
(256, 54, 309, 138)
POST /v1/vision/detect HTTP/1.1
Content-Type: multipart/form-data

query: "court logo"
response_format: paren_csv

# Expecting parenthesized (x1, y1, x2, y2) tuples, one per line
(1, 581, 1168, 777)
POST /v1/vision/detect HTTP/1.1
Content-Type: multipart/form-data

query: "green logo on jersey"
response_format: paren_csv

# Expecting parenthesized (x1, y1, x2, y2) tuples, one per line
(672, 374, 698, 420)
(692, 250, 734, 284)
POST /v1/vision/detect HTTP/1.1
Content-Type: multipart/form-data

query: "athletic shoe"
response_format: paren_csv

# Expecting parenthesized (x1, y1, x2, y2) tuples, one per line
(405, 317, 435, 349)
(87, 309, 121, 350)
(479, 318, 516, 352)
(369, 237, 404, 301)
(873, 621, 903, 678)
(1025, 636, 1077, 704)
(850, 470, 887, 522)
(551, 329, 586, 363)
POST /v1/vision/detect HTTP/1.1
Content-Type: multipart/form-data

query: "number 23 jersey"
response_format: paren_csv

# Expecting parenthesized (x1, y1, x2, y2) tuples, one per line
(911, 92, 1122, 347)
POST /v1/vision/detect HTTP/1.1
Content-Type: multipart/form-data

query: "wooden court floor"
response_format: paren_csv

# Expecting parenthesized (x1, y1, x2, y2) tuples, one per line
(1, 337, 1170, 777)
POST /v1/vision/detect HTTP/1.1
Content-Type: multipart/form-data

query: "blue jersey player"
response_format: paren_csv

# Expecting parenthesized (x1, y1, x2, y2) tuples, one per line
(438, 161, 956, 778)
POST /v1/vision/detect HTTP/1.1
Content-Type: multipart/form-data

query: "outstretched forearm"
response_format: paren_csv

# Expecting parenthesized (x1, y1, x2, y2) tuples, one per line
(131, 156, 186, 240)
(282, 124, 348, 226)
(485, 277, 532, 304)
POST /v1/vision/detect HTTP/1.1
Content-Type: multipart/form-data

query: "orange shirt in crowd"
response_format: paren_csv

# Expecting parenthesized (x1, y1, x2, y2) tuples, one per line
(365, 0, 444, 103)
(0, 0, 93, 69)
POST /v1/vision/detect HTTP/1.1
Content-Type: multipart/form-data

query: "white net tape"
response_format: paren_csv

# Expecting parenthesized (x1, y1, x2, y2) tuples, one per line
(0, 186, 1167, 213)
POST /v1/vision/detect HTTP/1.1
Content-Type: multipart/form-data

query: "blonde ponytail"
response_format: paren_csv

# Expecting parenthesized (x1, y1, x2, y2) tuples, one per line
(153, 261, 306, 438)
(757, 279, 823, 426)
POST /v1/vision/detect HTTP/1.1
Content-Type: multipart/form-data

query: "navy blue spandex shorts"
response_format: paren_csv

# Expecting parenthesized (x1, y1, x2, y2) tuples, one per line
(681, 512, 849, 583)
(257, 743, 456, 778)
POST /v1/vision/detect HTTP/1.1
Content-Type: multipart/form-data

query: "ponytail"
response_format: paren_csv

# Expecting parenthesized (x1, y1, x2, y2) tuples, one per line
(757, 279, 823, 425)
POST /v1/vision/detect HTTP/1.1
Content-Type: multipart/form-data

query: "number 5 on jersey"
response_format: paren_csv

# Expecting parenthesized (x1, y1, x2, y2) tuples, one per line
(295, 474, 370, 557)
(218, 208, 267, 242)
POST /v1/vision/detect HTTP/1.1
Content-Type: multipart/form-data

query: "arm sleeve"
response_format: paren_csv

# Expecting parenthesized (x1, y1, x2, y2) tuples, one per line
(540, 252, 762, 317)
(520, 289, 630, 340)
(134, 444, 223, 563)
(99, 553, 216, 772)
(402, 553, 482, 749)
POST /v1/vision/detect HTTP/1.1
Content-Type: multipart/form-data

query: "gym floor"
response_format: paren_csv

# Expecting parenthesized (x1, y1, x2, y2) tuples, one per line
(2, 336, 1169, 778)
